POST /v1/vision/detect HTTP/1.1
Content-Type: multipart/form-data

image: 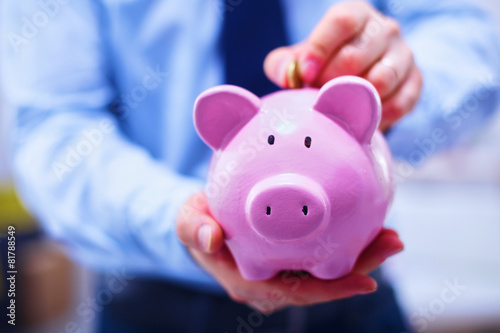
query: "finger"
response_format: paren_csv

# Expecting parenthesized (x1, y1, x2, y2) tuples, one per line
(176, 193, 224, 254)
(190, 246, 259, 304)
(298, 2, 371, 82)
(190, 245, 240, 282)
(365, 39, 414, 99)
(230, 272, 377, 311)
(188, 245, 277, 309)
(353, 228, 404, 275)
(192, 248, 290, 311)
(280, 273, 378, 306)
(248, 302, 286, 314)
(263, 45, 300, 88)
(314, 16, 397, 86)
(194, 247, 377, 309)
(379, 65, 423, 131)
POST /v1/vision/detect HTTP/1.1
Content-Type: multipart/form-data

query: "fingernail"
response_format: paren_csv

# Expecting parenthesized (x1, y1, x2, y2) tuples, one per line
(357, 281, 378, 295)
(299, 58, 320, 82)
(357, 286, 377, 295)
(198, 224, 212, 252)
(384, 246, 404, 259)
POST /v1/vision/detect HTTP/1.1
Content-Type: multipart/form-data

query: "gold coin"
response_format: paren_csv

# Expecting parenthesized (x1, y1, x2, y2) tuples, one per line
(287, 60, 303, 89)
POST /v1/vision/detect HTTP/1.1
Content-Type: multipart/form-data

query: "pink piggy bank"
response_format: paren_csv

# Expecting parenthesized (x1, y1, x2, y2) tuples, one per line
(193, 76, 394, 281)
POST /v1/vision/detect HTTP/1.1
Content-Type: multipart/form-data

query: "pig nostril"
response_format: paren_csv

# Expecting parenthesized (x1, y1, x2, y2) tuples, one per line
(302, 205, 308, 215)
(266, 206, 271, 215)
(304, 136, 311, 148)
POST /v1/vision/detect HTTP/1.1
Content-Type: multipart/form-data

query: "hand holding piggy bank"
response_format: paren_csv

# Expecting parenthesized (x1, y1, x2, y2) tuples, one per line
(193, 76, 394, 281)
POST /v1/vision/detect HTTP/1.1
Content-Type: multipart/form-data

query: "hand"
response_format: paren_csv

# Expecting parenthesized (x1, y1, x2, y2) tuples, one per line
(264, 1, 422, 131)
(176, 192, 404, 313)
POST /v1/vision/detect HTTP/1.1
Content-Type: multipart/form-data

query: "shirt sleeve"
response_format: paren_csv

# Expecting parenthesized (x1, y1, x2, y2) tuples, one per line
(1, 0, 217, 287)
(380, 0, 500, 168)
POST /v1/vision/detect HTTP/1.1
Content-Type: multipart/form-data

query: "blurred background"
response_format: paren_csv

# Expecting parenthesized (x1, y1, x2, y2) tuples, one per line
(0, 1, 499, 333)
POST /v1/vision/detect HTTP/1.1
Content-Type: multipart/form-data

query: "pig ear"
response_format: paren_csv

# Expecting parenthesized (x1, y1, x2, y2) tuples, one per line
(313, 76, 381, 143)
(194, 85, 261, 150)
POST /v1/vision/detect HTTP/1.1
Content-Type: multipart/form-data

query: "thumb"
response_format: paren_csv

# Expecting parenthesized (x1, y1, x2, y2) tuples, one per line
(176, 194, 224, 254)
(263, 45, 299, 88)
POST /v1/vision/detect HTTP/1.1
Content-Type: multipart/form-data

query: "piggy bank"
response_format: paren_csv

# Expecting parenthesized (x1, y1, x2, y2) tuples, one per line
(193, 76, 394, 281)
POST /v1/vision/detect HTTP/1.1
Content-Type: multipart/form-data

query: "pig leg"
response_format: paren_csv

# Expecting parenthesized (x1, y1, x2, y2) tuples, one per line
(237, 262, 279, 281)
(308, 258, 356, 280)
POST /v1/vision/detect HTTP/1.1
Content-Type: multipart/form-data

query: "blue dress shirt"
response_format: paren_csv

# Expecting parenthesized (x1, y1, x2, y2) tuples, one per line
(1, 0, 499, 291)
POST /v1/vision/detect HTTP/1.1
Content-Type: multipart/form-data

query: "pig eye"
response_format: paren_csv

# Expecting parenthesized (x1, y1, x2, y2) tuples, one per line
(268, 135, 275, 145)
(304, 136, 311, 148)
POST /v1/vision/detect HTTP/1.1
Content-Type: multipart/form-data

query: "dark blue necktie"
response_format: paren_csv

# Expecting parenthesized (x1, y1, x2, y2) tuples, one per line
(221, 0, 288, 97)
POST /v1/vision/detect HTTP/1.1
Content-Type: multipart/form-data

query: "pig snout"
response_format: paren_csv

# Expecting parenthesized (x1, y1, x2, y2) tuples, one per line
(246, 174, 330, 242)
